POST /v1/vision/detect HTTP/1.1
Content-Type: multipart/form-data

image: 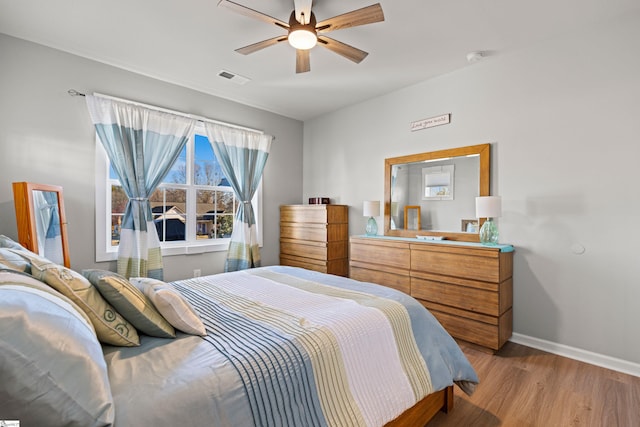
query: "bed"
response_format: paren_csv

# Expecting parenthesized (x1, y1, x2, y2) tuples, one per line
(0, 236, 478, 427)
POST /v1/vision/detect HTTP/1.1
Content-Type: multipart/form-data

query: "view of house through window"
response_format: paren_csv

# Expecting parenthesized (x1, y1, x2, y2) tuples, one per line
(109, 132, 238, 246)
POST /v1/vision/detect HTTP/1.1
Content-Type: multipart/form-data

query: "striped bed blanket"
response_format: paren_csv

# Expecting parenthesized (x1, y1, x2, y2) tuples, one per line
(172, 266, 477, 427)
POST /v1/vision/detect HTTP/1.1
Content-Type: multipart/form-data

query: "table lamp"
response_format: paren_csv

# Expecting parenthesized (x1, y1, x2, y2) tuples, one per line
(363, 201, 380, 236)
(476, 196, 501, 245)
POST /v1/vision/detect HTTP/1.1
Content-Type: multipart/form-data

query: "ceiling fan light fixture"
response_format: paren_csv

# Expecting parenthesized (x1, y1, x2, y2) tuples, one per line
(287, 11, 317, 50)
(288, 29, 317, 50)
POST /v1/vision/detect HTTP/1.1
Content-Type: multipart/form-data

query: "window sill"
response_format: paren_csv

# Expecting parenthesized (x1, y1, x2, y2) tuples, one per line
(96, 240, 231, 262)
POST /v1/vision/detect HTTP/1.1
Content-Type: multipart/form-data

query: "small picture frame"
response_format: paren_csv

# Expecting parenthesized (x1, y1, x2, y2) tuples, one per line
(404, 205, 421, 230)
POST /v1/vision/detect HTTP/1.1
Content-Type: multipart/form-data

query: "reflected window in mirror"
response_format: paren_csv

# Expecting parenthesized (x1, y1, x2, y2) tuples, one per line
(12, 182, 70, 267)
(422, 164, 454, 200)
(384, 143, 490, 242)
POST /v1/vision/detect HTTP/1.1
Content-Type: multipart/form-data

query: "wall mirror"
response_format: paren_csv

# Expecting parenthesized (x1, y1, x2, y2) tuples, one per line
(384, 143, 490, 242)
(12, 182, 70, 267)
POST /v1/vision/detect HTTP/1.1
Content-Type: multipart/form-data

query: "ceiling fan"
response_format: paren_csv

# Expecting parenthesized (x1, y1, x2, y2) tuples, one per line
(218, 0, 385, 73)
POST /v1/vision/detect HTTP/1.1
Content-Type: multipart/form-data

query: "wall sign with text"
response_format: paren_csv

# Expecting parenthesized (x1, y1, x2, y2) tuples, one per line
(410, 113, 451, 132)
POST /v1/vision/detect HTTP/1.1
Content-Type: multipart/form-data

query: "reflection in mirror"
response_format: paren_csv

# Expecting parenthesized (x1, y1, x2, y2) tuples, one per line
(391, 156, 478, 230)
(12, 182, 70, 267)
(404, 205, 421, 230)
(384, 143, 490, 242)
(32, 190, 64, 264)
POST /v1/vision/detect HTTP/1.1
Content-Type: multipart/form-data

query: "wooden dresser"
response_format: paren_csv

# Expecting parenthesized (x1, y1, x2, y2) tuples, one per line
(280, 204, 349, 276)
(350, 236, 514, 351)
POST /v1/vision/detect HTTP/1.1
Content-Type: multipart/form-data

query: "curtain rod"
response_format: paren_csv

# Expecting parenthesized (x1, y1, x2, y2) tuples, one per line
(67, 89, 265, 134)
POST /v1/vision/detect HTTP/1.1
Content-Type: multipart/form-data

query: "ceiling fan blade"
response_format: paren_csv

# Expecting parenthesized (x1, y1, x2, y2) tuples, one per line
(236, 36, 288, 55)
(218, 0, 289, 29)
(294, 0, 313, 24)
(317, 35, 368, 63)
(296, 49, 311, 73)
(316, 3, 384, 32)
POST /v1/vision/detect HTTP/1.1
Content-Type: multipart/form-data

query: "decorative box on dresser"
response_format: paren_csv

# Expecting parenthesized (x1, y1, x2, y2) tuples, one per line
(350, 236, 514, 351)
(280, 204, 349, 276)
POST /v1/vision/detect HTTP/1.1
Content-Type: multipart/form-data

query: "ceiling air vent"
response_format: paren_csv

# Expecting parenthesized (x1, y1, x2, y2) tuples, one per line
(217, 70, 250, 85)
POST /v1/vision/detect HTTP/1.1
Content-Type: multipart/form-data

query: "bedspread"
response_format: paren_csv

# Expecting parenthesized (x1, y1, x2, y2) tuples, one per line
(103, 266, 477, 427)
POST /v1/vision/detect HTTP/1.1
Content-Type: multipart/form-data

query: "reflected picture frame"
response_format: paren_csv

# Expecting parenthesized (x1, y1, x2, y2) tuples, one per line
(404, 205, 421, 230)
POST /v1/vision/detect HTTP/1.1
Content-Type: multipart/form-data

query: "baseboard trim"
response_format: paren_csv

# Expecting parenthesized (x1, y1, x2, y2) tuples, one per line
(510, 333, 640, 378)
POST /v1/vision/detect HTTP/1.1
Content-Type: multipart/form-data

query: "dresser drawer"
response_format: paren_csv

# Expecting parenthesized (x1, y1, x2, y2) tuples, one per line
(412, 277, 504, 316)
(351, 238, 410, 270)
(350, 264, 410, 294)
(422, 302, 512, 350)
(280, 239, 347, 261)
(280, 254, 348, 276)
(280, 205, 348, 224)
(411, 244, 509, 283)
(280, 222, 348, 242)
(428, 307, 500, 350)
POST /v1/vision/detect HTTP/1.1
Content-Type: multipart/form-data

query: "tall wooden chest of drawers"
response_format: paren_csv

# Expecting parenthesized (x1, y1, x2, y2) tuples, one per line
(350, 236, 513, 351)
(280, 204, 349, 276)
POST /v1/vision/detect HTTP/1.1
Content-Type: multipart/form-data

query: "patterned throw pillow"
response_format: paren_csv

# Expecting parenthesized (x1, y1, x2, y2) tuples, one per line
(130, 277, 206, 336)
(83, 269, 175, 338)
(8, 249, 139, 346)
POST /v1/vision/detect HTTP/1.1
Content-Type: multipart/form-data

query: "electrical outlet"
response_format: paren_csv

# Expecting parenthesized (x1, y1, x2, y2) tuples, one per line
(193, 269, 201, 278)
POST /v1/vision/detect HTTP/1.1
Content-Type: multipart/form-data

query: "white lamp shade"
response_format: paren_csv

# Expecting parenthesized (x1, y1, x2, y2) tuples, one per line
(363, 201, 380, 217)
(476, 196, 502, 218)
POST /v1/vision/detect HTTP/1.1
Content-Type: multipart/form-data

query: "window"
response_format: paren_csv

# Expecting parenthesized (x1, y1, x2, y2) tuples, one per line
(422, 165, 454, 200)
(95, 123, 262, 262)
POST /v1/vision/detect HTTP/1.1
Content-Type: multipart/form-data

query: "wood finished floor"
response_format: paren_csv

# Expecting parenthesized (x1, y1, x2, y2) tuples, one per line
(427, 341, 640, 427)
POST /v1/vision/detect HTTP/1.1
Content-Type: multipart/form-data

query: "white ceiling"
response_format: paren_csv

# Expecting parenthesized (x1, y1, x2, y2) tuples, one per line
(1, 0, 639, 121)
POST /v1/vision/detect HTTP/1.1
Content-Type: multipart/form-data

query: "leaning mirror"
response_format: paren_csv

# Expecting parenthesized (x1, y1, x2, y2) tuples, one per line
(12, 182, 70, 267)
(384, 143, 490, 242)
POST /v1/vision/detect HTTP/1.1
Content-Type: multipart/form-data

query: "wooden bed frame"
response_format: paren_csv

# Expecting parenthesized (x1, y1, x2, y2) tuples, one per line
(385, 386, 453, 427)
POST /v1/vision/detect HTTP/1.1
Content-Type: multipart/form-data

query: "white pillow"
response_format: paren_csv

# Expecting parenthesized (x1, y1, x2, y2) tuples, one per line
(130, 277, 206, 336)
(0, 270, 115, 426)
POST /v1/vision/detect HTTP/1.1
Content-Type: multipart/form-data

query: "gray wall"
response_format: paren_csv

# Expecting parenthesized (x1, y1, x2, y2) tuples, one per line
(0, 34, 304, 281)
(303, 13, 640, 365)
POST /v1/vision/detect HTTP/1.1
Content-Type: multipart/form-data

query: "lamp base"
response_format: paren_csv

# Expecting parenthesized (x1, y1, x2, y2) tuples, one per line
(479, 218, 499, 245)
(365, 216, 378, 236)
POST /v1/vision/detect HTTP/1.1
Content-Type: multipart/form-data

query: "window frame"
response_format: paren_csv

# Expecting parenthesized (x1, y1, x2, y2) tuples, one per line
(94, 124, 263, 262)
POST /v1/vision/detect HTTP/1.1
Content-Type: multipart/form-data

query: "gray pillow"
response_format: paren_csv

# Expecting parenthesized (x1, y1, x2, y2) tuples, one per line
(83, 269, 175, 339)
(0, 270, 115, 426)
(0, 247, 31, 274)
(0, 234, 27, 250)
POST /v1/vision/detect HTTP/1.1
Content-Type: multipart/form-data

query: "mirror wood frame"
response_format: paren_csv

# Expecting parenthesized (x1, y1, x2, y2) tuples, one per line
(12, 182, 70, 267)
(384, 143, 490, 242)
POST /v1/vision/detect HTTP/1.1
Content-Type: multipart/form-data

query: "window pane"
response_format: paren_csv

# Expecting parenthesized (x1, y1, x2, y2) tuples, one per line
(194, 134, 227, 186)
(219, 190, 236, 213)
(218, 215, 234, 238)
(163, 145, 188, 185)
(196, 189, 236, 239)
(111, 184, 127, 246)
(150, 187, 187, 242)
(109, 165, 119, 180)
